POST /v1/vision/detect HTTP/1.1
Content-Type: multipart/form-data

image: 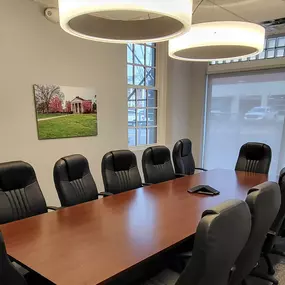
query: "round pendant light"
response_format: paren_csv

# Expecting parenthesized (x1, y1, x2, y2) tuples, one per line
(169, 21, 265, 61)
(58, 0, 193, 44)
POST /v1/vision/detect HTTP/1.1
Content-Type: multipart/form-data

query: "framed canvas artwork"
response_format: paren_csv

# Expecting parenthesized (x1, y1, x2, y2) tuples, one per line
(33, 84, 98, 140)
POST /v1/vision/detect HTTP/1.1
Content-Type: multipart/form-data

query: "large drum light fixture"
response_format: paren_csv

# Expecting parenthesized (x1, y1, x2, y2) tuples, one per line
(59, 0, 193, 44)
(169, 21, 265, 61)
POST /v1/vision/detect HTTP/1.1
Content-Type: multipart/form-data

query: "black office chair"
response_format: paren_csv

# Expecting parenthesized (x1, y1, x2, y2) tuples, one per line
(0, 161, 57, 224)
(0, 232, 27, 285)
(101, 150, 145, 195)
(262, 167, 285, 275)
(235, 142, 272, 174)
(53, 154, 112, 207)
(229, 181, 281, 285)
(145, 199, 251, 285)
(172, 139, 206, 175)
(142, 146, 182, 184)
(276, 167, 285, 239)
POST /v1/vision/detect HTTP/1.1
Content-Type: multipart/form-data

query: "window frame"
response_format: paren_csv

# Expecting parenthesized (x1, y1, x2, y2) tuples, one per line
(127, 43, 167, 149)
(210, 34, 285, 65)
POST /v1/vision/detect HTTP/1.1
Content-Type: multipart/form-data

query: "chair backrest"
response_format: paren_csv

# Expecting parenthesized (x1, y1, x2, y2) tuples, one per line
(101, 150, 142, 194)
(272, 168, 285, 233)
(142, 146, 175, 184)
(0, 161, 47, 224)
(175, 200, 251, 285)
(53, 154, 99, 207)
(235, 142, 272, 174)
(263, 168, 285, 253)
(173, 138, 195, 175)
(229, 181, 281, 285)
(0, 232, 27, 285)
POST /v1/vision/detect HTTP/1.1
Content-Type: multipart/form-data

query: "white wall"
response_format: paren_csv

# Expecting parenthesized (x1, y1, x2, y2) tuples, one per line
(166, 58, 192, 147)
(165, 59, 207, 168)
(0, 0, 127, 205)
(166, 58, 208, 166)
(188, 62, 208, 165)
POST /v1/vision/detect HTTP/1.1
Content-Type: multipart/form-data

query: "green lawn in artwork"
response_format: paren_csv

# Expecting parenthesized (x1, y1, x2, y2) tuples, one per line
(38, 114, 97, 139)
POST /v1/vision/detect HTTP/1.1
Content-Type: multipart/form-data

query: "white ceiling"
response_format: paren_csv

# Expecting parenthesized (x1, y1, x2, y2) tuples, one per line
(192, 0, 285, 23)
(32, 0, 285, 25)
(33, 0, 57, 6)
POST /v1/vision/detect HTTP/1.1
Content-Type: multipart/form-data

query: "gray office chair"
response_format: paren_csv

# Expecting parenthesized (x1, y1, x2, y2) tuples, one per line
(145, 199, 251, 285)
(229, 181, 281, 285)
(262, 167, 285, 275)
(235, 142, 272, 174)
(0, 232, 27, 285)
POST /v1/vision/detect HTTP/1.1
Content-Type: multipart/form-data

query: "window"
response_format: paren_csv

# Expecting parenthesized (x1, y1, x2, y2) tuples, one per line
(210, 35, 285, 65)
(127, 43, 158, 146)
(203, 70, 285, 178)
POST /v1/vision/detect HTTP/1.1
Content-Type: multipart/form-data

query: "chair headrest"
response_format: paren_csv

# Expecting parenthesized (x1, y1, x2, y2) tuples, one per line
(0, 161, 36, 190)
(180, 139, 192, 157)
(112, 150, 136, 171)
(247, 181, 281, 218)
(151, 146, 171, 165)
(202, 199, 250, 219)
(279, 167, 285, 185)
(62, 154, 90, 181)
(241, 142, 271, 160)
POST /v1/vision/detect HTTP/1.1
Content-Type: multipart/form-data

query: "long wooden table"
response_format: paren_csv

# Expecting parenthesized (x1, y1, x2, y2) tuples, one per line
(0, 169, 269, 285)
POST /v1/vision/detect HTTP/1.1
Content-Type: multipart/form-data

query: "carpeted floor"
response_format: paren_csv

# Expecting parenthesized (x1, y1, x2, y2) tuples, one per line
(143, 238, 285, 285)
(248, 238, 285, 285)
(247, 255, 285, 285)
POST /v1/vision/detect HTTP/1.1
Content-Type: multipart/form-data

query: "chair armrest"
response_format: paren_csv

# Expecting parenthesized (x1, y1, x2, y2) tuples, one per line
(229, 266, 236, 281)
(98, 192, 114, 197)
(142, 183, 152, 186)
(263, 230, 277, 254)
(195, 167, 207, 172)
(175, 173, 187, 178)
(47, 206, 61, 211)
(267, 230, 277, 237)
(178, 251, 192, 258)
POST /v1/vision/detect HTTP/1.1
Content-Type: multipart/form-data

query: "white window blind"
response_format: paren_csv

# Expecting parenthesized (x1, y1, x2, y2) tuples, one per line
(203, 70, 285, 178)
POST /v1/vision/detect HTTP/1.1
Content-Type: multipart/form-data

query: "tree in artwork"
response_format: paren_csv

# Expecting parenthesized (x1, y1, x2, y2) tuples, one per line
(82, 100, 92, 113)
(49, 96, 63, 113)
(65, 101, 71, 113)
(34, 84, 65, 113)
(93, 102, 97, 113)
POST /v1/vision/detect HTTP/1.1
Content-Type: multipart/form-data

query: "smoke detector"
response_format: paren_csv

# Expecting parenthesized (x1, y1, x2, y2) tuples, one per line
(44, 7, 59, 23)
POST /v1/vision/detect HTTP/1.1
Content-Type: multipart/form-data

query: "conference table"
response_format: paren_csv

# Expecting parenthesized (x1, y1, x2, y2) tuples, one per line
(0, 169, 269, 285)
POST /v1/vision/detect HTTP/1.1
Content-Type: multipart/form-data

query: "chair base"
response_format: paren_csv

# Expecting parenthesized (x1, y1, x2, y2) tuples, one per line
(250, 271, 278, 285)
(264, 254, 275, 275)
(271, 247, 285, 257)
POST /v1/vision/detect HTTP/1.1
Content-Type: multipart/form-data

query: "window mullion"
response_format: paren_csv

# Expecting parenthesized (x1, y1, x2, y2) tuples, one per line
(127, 43, 158, 147)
